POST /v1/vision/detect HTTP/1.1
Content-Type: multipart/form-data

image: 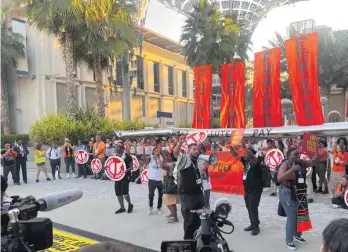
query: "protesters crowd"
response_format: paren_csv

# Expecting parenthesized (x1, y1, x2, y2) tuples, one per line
(1, 133, 348, 251)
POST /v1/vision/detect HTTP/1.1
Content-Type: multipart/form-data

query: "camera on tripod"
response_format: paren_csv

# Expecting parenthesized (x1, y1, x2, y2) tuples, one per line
(161, 199, 235, 252)
(1, 189, 83, 252)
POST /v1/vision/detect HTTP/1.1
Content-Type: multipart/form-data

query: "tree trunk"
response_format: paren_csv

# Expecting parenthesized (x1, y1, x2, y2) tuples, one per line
(94, 56, 105, 117)
(63, 32, 76, 117)
(1, 68, 11, 134)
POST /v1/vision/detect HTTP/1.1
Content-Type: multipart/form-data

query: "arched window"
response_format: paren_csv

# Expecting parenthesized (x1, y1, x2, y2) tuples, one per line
(327, 110, 342, 123)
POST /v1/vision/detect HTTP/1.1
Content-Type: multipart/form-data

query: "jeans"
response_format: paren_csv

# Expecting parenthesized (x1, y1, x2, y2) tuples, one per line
(279, 185, 301, 243)
(64, 157, 75, 174)
(3, 164, 17, 183)
(244, 187, 263, 227)
(204, 190, 210, 208)
(15, 158, 27, 182)
(148, 179, 163, 209)
(78, 163, 87, 177)
(50, 159, 61, 178)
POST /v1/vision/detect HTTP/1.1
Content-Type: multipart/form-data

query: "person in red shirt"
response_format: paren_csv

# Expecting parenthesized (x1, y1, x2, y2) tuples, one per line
(332, 175, 348, 209)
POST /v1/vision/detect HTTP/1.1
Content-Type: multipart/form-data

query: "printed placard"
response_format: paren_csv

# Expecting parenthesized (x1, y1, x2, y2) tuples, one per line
(265, 149, 284, 171)
(302, 133, 318, 157)
(344, 190, 348, 208)
(144, 146, 154, 155)
(141, 169, 149, 184)
(91, 159, 102, 173)
(181, 131, 207, 150)
(131, 155, 140, 172)
(105, 156, 126, 181)
(75, 150, 89, 164)
(230, 129, 244, 147)
(136, 146, 144, 155)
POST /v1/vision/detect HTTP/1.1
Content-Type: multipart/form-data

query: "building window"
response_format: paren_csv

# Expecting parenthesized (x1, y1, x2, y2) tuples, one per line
(182, 71, 187, 97)
(136, 56, 144, 90)
(168, 66, 174, 95)
(154, 62, 160, 93)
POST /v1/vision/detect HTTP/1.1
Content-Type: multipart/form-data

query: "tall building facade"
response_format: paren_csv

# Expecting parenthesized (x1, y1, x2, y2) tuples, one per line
(7, 19, 194, 134)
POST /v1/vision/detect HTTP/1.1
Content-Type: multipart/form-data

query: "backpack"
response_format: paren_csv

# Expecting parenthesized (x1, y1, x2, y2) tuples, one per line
(260, 162, 272, 188)
(273, 160, 289, 186)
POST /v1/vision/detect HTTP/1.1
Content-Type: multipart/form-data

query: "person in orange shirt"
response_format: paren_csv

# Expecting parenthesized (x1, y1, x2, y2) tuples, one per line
(93, 134, 106, 180)
(332, 175, 348, 209)
(329, 144, 347, 198)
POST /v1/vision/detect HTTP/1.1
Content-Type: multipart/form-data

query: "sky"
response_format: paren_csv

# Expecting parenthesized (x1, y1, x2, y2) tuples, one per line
(145, 0, 348, 56)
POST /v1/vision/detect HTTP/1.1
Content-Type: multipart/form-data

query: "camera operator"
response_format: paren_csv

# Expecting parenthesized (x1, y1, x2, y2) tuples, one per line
(230, 145, 262, 236)
(173, 135, 205, 240)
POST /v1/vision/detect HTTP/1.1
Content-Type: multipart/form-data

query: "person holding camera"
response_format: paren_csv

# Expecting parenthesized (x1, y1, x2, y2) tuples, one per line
(1, 142, 19, 185)
(173, 135, 205, 240)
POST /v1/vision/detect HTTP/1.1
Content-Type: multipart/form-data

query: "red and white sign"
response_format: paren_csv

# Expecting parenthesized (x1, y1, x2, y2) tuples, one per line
(91, 159, 102, 173)
(144, 146, 154, 155)
(344, 190, 348, 208)
(181, 131, 207, 150)
(265, 149, 284, 171)
(75, 150, 89, 164)
(136, 146, 144, 155)
(300, 154, 312, 176)
(105, 156, 126, 181)
(131, 155, 140, 172)
(141, 169, 149, 184)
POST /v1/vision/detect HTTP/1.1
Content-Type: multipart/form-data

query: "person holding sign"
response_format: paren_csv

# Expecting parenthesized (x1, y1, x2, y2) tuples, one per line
(229, 145, 262, 236)
(329, 144, 347, 198)
(173, 135, 205, 240)
(114, 140, 134, 214)
(93, 134, 106, 180)
(332, 175, 348, 209)
(76, 140, 88, 179)
(142, 147, 165, 215)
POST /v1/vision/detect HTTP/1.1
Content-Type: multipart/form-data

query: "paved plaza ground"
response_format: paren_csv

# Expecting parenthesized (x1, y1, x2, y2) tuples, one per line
(6, 169, 346, 252)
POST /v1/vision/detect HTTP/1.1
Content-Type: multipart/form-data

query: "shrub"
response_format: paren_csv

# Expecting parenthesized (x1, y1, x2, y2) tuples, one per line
(1, 134, 30, 146)
(178, 122, 192, 128)
(29, 110, 148, 144)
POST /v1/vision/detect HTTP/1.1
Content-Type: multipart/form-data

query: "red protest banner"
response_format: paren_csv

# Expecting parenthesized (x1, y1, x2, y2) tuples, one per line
(302, 133, 318, 157)
(344, 152, 348, 164)
(208, 150, 245, 195)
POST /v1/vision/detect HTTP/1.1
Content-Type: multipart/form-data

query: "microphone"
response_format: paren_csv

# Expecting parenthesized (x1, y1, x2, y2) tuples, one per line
(37, 189, 83, 212)
(214, 198, 232, 218)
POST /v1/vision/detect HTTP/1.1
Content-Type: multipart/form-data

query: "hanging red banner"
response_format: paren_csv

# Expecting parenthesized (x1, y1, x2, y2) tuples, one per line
(192, 65, 212, 129)
(253, 48, 283, 127)
(285, 32, 324, 126)
(220, 62, 246, 128)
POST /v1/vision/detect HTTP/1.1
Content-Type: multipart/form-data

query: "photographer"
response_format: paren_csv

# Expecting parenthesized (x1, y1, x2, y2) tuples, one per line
(1, 143, 19, 185)
(173, 135, 205, 240)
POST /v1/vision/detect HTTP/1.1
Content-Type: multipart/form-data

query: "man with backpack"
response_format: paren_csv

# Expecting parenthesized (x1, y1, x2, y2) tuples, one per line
(46, 143, 62, 180)
(230, 145, 263, 236)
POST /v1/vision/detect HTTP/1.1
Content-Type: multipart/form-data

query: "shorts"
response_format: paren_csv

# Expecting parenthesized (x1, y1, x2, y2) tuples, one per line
(36, 162, 45, 167)
(114, 176, 130, 196)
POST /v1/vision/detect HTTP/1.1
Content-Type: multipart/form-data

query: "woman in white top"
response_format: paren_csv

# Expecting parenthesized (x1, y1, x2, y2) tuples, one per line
(143, 146, 164, 215)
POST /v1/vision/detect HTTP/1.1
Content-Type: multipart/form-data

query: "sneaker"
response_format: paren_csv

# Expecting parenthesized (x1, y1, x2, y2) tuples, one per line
(168, 217, 179, 223)
(47, 178, 51, 181)
(66, 174, 70, 179)
(83, 176, 87, 179)
(157, 208, 163, 215)
(72, 173, 76, 178)
(148, 207, 153, 215)
(244, 225, 254, 232)
(251, 226, 260, 236)
(308, 199, 314, 203)
(24, 181, 27, 184)
(314, 189, 322, 193)
(286, 242, 296, 250)
(58, 176, 62, 179)
(294, 236, 306, 244)
(321, 189, 329, 194)
(332, 204, 341, 209)
(36, 179, 39, 183)
(15, 182, 21, 186)
(270, 192, 277, 197)
(329, 195, 333, 199)
(53, 177, 56, 180)
(127, 204, 134, 213)
(115, 208, 126, 214)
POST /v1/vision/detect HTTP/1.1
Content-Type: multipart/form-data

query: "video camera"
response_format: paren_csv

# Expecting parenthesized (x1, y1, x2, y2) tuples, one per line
(161, 199, 235, 252)
(1, 189, 83, 252)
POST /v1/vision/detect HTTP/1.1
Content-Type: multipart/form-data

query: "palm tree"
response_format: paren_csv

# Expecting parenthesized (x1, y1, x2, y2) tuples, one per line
(1, 19, 26, 134)
(74, 0, 137, 116)
(180, 0, 249, 74)
(15, 0, 85, 116)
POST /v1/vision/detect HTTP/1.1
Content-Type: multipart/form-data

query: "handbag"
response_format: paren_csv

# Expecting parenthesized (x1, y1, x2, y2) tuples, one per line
(163, 171, 178, 194)
(278, 201, 287, 217)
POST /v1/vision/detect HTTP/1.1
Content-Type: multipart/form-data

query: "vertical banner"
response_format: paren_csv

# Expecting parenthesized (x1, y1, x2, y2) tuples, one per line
(253, 48, 283, 127)
(285, 32, 324, 126)
(220, 62, 246, 128)
(192, 65, 212, 128)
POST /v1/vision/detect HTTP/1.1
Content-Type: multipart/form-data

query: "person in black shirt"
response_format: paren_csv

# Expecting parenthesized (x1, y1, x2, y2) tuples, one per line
(13, 139, 29, 184)
(114, 140, 134, 214)
(1, 142, 19, 185)
(173, 135, 205, 240)
(230, 145, 262, 236)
